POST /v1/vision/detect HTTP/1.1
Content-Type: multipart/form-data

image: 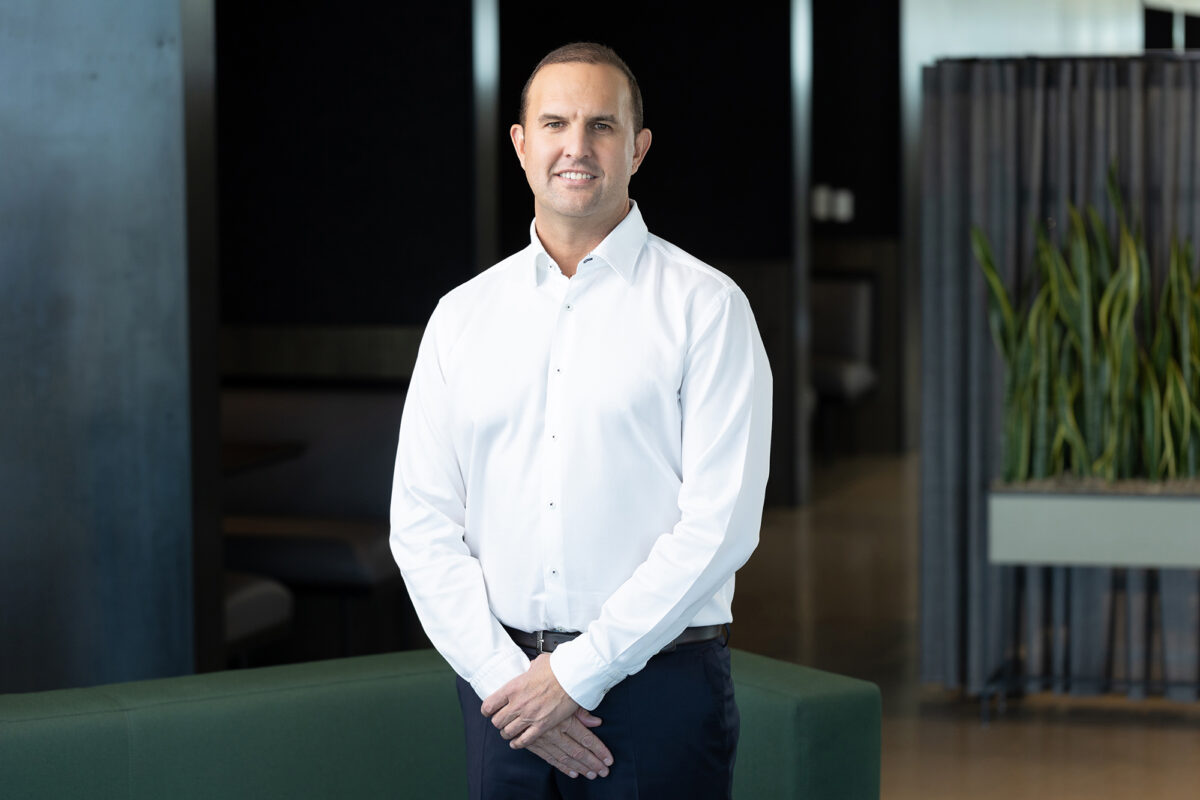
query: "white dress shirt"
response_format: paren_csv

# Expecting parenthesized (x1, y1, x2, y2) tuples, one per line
(389, 202, 772, 711)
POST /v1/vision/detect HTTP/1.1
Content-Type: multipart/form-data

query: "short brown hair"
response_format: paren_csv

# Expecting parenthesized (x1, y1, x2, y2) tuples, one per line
(519, 42, 644, 131)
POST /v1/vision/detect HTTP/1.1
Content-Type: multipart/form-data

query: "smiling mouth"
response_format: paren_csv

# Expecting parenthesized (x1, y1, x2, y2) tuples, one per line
(556, 171, 597, 181)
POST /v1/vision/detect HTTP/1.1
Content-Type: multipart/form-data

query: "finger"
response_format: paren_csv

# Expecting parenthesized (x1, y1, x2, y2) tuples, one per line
(527, 742, 581, 779)
(508, 701, 576, 747)
(506, 724, 544, 753)
(503, 717, 535, 742)
(490, 704, 524, 735)
(480, 692, 505, 717)
(574, 708, 603, 727)
(526, 724, 609, 778)
(534, 732, 607, 779)
(563, 718, 613, 769)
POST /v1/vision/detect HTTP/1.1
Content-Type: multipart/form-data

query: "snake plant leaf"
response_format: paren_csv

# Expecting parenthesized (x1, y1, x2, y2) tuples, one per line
(1166, 361, 1192, 470)
(1151, 286, 1173, 377)
(1056, 371, 1090, 476)
(971, 226, 1016, 361)
(1017, 391, 1032, 482)
(1140, 355, 1163, 481)
(1051, 424, 1067, 474)
(1113, 417, 1132, 479)
(973, 168, 1198, 485)
(1087, 205, 1114, 285)
(1162, 389, 1178, 479)
(1040, 227, 1082, 344)
(1062, 333, 1093, 473)
(1030, 287, 1053, 478)
(1069, 207, 1090, 274)
(1189, 400, 1200, 479)
(1094, 413, 1121, 479)
(1014, 331, 1034, 482)
(1139, 234, 1155, 340)
(1172, 241, 1197, 475)
(1096, 355, 1118, 476)
(1070, 208, 1103, 457)
(1105, 270, 1135, 419)
(1097, 261, 1123, 342)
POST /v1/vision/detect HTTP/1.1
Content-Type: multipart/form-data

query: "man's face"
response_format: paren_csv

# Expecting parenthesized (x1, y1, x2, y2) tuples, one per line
(510, 62, 652, 230)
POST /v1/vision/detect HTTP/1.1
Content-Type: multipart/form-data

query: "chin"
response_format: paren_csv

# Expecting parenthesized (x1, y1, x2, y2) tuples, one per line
(548, 202, 600, 218)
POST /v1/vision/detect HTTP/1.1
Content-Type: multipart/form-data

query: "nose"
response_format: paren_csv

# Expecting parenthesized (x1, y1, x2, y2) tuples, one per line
(563, 124, 592, 160)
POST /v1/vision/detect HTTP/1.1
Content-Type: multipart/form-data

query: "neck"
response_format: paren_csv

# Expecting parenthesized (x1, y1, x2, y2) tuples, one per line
(534, 200, 629, 278)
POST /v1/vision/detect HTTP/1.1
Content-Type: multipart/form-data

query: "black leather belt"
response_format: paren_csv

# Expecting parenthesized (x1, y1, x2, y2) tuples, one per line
(504, 624, 726, 655)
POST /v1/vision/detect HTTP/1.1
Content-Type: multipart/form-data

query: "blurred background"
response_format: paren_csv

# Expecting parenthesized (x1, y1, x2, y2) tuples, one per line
(5, 1, 1200, 796)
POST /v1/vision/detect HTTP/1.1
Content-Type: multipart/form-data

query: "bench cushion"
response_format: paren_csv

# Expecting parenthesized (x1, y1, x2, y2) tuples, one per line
(0, 649, 880, 799)
(732, 649, 881, 798)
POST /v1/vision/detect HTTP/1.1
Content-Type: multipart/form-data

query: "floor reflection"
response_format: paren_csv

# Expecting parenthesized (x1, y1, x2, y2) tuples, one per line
(735, 454, 1200, 799)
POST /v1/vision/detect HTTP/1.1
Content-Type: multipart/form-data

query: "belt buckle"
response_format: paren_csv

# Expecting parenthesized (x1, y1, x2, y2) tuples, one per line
(536, 630, 545, 654)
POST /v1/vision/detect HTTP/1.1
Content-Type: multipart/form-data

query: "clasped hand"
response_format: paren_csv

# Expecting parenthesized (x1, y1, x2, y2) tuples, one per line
(480, 654, 613, 780)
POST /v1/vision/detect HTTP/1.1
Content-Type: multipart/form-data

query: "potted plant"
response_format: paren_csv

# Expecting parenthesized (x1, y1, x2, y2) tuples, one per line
(975, 170, 1200, 569)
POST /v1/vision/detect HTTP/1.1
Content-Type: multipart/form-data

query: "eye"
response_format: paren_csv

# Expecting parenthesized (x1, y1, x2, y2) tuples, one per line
(593, 122, 611, 131)
(546, 121, 565, 129)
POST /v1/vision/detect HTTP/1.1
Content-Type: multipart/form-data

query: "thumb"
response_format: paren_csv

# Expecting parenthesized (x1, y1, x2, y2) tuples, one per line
(480, 690, 506, 717)
(574, 708, 603, 727)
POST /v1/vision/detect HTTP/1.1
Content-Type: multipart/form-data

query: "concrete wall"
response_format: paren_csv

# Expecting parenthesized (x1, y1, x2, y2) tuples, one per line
(0, 1, 194, 691)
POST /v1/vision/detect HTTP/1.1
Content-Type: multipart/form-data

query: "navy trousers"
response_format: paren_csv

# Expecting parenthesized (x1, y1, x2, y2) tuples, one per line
(456, 638, 739, 800)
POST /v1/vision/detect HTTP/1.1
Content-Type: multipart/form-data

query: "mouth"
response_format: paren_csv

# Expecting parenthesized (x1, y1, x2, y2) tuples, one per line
(555, 170, 598, 183)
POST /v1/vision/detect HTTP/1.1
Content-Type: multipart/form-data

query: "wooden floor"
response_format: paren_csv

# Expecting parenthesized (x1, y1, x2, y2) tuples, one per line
(733, 454, 1200, 799)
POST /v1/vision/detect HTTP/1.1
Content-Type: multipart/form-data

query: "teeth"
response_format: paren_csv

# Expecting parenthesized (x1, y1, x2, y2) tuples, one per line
(559, 171, 595, 180)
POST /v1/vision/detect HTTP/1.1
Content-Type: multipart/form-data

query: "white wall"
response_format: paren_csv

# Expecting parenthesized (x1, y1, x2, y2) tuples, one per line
(903, 0, 1141, 142)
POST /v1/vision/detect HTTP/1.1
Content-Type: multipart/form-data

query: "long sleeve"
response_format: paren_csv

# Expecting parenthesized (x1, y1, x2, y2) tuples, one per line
(549, 286, 773, 710)
(389, 303, 530, 700)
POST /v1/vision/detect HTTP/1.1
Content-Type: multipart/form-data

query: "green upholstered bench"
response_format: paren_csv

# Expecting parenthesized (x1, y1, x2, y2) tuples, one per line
(0, 649, 879, 799)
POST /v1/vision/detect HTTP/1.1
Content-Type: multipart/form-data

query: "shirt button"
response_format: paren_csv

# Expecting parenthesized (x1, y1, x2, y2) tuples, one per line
(550, 433, 557, 440)
(565, 303, 573, 310)
(550, 569, 559, 576)
(548, 501, 556, 509)
(555, 367, 562, 374)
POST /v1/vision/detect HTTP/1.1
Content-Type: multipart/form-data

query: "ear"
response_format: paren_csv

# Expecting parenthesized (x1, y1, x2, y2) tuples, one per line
(510, 124, 527, 168)
(631, 128, 652, 175)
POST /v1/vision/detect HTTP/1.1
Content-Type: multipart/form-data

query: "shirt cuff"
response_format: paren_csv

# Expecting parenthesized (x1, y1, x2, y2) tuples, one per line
(467, 647, 531, 701)
(549, 636, 625, 711)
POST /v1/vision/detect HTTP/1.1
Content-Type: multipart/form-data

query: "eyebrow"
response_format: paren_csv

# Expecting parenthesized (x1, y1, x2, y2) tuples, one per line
(536, 113, 621, 126)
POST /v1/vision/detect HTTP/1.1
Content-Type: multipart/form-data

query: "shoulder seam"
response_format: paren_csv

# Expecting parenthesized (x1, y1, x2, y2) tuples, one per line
(643, 235, 738, 290)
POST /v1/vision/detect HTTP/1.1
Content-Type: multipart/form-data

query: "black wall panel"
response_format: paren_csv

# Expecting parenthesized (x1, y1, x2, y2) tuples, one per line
(1145, 7, 1175, 51)
(811, 0, 900, 238)
(217, 3, 474, 325)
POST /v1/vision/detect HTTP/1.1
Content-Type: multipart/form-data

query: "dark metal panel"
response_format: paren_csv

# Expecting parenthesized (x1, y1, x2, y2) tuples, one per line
(0, 1, 194, 690)
(473, 0, 500, 270)
(793, 0, 813, 503)
(181, 0, 224, 674)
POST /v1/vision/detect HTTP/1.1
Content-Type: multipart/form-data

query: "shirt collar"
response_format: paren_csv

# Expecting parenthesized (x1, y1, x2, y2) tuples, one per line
(527, 200, 648, 286)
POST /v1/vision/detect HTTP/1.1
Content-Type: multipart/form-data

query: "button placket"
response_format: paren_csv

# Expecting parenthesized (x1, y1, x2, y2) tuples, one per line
(540, 281, 579, 624)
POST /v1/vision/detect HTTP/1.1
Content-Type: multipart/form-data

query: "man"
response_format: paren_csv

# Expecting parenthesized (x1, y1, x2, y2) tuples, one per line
(390, 42, 771, 799)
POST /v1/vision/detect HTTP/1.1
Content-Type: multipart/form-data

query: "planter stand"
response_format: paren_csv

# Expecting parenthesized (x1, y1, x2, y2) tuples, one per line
(983, 488, 1200, 720)
(989, 490, 1200, 568)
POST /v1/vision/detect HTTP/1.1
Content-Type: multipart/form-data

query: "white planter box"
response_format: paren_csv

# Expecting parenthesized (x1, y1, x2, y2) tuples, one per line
(988, 491, 1200, 568)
